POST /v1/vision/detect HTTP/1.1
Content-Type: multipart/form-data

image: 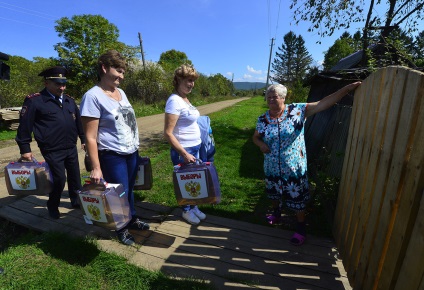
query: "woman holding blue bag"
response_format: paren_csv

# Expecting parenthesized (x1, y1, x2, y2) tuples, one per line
(164, 64, 207, 225)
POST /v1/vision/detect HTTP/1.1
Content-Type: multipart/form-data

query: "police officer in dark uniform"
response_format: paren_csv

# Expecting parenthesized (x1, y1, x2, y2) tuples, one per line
(16, 66, 86, 219)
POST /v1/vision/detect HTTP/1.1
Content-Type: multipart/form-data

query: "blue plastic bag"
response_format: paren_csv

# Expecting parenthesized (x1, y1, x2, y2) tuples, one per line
(197, 116, 215, 162)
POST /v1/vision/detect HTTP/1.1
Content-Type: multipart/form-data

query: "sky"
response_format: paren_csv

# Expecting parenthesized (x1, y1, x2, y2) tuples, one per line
(0, 0, 411, 83)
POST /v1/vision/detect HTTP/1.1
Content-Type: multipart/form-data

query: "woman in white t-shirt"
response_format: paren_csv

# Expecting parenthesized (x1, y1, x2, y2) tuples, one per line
(80, 50, 150, 246)
(164, 64, 207, 225)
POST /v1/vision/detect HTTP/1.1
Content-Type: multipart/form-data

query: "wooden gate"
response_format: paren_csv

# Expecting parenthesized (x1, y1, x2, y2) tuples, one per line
(333, 66, 424, 289)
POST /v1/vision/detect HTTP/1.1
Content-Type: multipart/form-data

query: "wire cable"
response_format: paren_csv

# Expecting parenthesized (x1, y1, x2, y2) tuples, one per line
(0, 1, 55, 20)
(0, 16, 51, 29)
(274, 0, 282, 40)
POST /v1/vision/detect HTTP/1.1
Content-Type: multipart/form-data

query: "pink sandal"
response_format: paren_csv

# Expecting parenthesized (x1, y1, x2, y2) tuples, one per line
(290, 232, 306, 246)
(266, 214, 282, 225)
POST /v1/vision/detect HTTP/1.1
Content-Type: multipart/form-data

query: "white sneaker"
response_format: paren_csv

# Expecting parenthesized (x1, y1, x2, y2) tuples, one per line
(182, 209, 200, 225)
(192, 206, 206, 220)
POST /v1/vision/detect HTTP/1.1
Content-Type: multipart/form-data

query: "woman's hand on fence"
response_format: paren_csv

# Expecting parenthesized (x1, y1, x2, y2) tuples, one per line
(344, 81, 362, 94)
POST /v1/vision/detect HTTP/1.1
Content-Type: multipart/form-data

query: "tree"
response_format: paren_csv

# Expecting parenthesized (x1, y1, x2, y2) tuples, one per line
(323, 31, 362, 70)
(192, 73, 211, 97)
(304, 65, 320, 84)
(293, 34, 314, 80)
(54, 14, 136, 98)
(290, 0, 424, 40)
(208, 73, 233, 96)
(381, 27, 416, 65)
(290, 0, 424, 67)
(413, 31, 424, 67)
(0, 56, 57, 107)
(271, 31, 313, 86)
(158, 49, 192, 74)
(122, 60, 171, 104)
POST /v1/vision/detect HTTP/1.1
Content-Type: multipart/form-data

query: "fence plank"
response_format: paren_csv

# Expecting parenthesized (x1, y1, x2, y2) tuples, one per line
(393, 189, 424, 290)
(334, 66, 424, 289)
(375, 71, 424, 290)
(351, 67, 400, 288)
(345, 68, 386, 279)
(358, 66, 409, 289)
(333, 96, 360, 243)
(334, 79, 370, 259)
(347, 67, 393, 284)
(343, 73, 379, 276)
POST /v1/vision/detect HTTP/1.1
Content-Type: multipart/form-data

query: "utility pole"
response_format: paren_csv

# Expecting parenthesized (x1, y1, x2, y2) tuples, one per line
(231, 73, 234, 95)
(265, 38, 275, 93)
(138, 32, 146, 70)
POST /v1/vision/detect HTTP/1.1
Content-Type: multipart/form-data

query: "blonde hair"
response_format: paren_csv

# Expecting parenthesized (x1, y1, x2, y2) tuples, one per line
(173, 64, 199, 90)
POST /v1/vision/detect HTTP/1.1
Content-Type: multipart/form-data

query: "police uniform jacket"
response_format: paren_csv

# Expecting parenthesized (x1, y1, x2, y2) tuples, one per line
(16, 88, 86, 154)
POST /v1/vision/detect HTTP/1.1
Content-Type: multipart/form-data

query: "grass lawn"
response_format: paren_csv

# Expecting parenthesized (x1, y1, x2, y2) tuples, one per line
(136, 96, 337, 236)
(136, 97, 268, 223)
(0, 96, 337, 289)
(0, 129, 16, 141)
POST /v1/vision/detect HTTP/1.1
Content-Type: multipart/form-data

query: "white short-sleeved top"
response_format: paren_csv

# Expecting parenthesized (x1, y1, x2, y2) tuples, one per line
(165, 94, 201, 147)
(80, 86, 139, 154)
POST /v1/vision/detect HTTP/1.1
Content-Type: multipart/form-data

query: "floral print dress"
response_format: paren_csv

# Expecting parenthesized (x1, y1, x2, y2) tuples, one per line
(255, 103, 310, 212)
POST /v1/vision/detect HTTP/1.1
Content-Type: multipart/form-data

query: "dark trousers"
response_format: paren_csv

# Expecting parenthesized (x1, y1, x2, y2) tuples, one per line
(99, 150, 138, 217)
(42, 147, 82, 209)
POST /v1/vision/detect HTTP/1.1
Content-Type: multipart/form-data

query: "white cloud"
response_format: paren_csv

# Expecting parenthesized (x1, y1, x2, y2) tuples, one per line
(247, 65, 262, 74)
(226, 72, 234, 79)
(233, 74, 267, 83)
(243, 74, 254, 80)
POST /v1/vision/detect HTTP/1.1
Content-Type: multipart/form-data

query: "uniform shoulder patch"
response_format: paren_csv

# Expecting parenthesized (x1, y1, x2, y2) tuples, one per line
(26, 93, 41, 99)
(20, 106, 28, 116)
(64, 94, 75, 99)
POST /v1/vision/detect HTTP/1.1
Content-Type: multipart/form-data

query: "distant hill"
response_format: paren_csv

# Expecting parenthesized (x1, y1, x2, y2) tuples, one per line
(233, 82, 266, 90)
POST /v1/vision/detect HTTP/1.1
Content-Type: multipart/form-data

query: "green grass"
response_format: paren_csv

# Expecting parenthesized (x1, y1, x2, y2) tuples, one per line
(135, 97, 269, 225)
(0, 129, 16, 141)
(135, 96, 337, 236)
(130, 95, 238, 118)
(0, 96, 337, 289)
(0, 230, 212, 290)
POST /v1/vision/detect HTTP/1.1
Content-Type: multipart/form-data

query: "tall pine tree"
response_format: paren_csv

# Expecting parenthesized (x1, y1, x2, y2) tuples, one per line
(271, 31, 313, 87)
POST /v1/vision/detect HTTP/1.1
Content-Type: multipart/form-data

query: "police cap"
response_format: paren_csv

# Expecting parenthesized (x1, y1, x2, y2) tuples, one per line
(38, 66, 68, 83)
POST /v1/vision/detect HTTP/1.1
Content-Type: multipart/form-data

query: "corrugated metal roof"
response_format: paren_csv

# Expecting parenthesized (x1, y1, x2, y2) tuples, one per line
(330, 50, 365, 72)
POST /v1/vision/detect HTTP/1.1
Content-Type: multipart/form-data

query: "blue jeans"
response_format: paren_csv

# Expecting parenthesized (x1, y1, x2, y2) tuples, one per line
(99, 150, 138, 217)
(171, 143, 201, 212)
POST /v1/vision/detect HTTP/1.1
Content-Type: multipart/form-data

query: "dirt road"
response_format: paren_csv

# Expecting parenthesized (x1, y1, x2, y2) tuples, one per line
(137, 98, 250, 151)
(0, 98, 250, 172)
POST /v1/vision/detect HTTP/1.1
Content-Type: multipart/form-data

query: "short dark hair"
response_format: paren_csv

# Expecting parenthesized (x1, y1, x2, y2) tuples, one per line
(97, 50, 127, 79)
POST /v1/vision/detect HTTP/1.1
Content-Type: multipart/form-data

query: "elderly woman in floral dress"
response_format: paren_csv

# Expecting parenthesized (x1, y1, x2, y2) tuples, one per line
(253, 81, 361, 246)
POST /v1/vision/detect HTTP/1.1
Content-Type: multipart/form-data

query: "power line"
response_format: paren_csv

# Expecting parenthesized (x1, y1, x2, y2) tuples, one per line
(267, 0, 271, 39)
(265, 0, 280, 86)
(274, 0, 282, 40)
(267, 0, 282, 41)
(0, 2, 55, 20)
(0, 16, 51, 29)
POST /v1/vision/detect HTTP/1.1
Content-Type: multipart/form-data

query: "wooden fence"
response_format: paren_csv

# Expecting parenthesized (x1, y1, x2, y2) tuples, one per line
(333, 66, 424, 289)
